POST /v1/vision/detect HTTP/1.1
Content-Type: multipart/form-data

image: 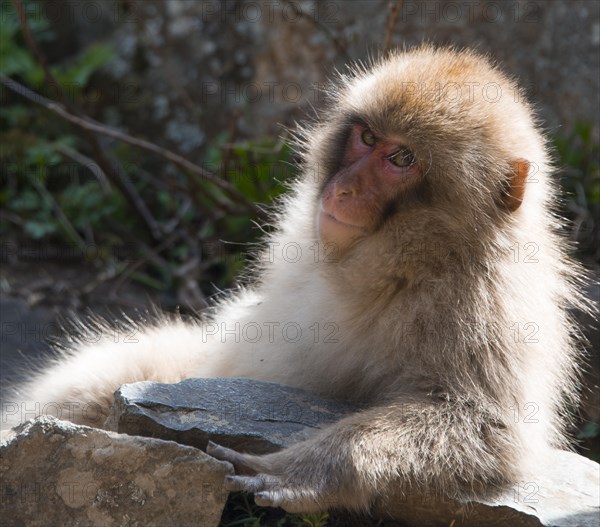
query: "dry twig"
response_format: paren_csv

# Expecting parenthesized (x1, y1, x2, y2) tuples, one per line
(0, 74, 261, 218)
(383, 0, 403, 54)
(10, 0, 165, 239)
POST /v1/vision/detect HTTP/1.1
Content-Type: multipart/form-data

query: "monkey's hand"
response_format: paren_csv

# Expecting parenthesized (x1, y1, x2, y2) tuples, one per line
(207, 398, 511, 513)
(207, 439, 351, 513)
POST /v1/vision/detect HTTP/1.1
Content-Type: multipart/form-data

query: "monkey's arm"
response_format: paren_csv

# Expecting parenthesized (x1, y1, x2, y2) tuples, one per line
(208, 396, 514, 513)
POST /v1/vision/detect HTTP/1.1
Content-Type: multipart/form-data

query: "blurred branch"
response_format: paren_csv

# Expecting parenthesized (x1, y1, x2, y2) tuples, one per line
(383, 1, 403, 54)
(10, 0, 164, 240)
(0, 74, 262, 219)
(11, 0, 60, 102)
(53, 143, 111, 193)
(10, 0, 262, 245)
(110, 231, 182, 298)
(220, 110, 241, 181)
(25, 171, 87, 252)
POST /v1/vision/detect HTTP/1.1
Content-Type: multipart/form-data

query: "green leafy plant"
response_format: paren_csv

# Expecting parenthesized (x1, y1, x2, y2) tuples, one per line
(0, 0, 296, 298)
(552, 121, 600, 462)
(220, 492, 333, 527)
(0, 0, 50, 83)
(1, 1, 118, 250)
(291, 513, 330, 527)
(552, 120, 600, 260)
(0, 0, 113, 87)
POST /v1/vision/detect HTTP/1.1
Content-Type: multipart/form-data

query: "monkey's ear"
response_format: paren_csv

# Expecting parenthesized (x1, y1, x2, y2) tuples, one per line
(503, 158, 530, 212)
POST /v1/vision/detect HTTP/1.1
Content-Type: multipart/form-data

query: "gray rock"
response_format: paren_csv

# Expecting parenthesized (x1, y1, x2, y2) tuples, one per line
(0, 416, 232, 527)
(106, 378, 599, 527)
(105, 377, 354, 454)
(378, 449, 600, 527)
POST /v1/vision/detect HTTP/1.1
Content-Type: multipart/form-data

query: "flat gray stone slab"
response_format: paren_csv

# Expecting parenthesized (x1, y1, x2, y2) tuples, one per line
(378, 448, 599, 526)
(105, 377, 353, 454)
(106, 378, 599, 526)
(0, 416, 232, 527)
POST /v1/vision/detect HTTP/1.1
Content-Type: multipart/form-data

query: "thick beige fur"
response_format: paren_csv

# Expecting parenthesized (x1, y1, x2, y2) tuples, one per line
(1, 46, 589, 513)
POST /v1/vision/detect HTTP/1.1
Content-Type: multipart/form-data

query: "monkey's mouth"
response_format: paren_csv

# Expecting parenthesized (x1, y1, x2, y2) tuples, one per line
(317, 209, 368, 247)
(319, 210, 366, 232)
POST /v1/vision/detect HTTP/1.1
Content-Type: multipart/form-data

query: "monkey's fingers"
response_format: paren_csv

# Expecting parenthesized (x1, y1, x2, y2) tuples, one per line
(225, 474, 278, 493)
(226, 473, 322, 513)
(255, 487, 324, 513)
(206, 441, 258, 475)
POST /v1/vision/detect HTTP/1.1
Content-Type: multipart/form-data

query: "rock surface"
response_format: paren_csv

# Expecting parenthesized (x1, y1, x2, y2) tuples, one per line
(378, 449, 600, 527)
(107, 378, 600, 527)
(105, 377, 354, 454)
(0, 416, 232, 527)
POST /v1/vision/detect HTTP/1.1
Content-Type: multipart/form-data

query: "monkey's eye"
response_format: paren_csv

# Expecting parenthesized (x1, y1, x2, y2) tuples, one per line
(387, 147, 416, 168)
(360, 129, 376, 146)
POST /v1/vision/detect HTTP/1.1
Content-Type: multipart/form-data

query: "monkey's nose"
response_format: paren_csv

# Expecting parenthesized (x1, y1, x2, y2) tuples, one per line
(335, 184, 356, 198)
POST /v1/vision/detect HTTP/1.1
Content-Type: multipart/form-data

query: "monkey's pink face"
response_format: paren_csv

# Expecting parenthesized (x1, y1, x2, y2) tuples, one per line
(318, 124, 421, 253)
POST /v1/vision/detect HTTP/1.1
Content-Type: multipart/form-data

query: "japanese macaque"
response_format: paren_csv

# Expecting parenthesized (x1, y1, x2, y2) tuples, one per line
(1, 46, 589, 514)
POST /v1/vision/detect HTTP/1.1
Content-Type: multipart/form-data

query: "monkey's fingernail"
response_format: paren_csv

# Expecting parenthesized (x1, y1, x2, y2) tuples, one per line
(254, 491, 276, 507)
(206, 440, 222, 454)
(225, 475, 256, 492)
